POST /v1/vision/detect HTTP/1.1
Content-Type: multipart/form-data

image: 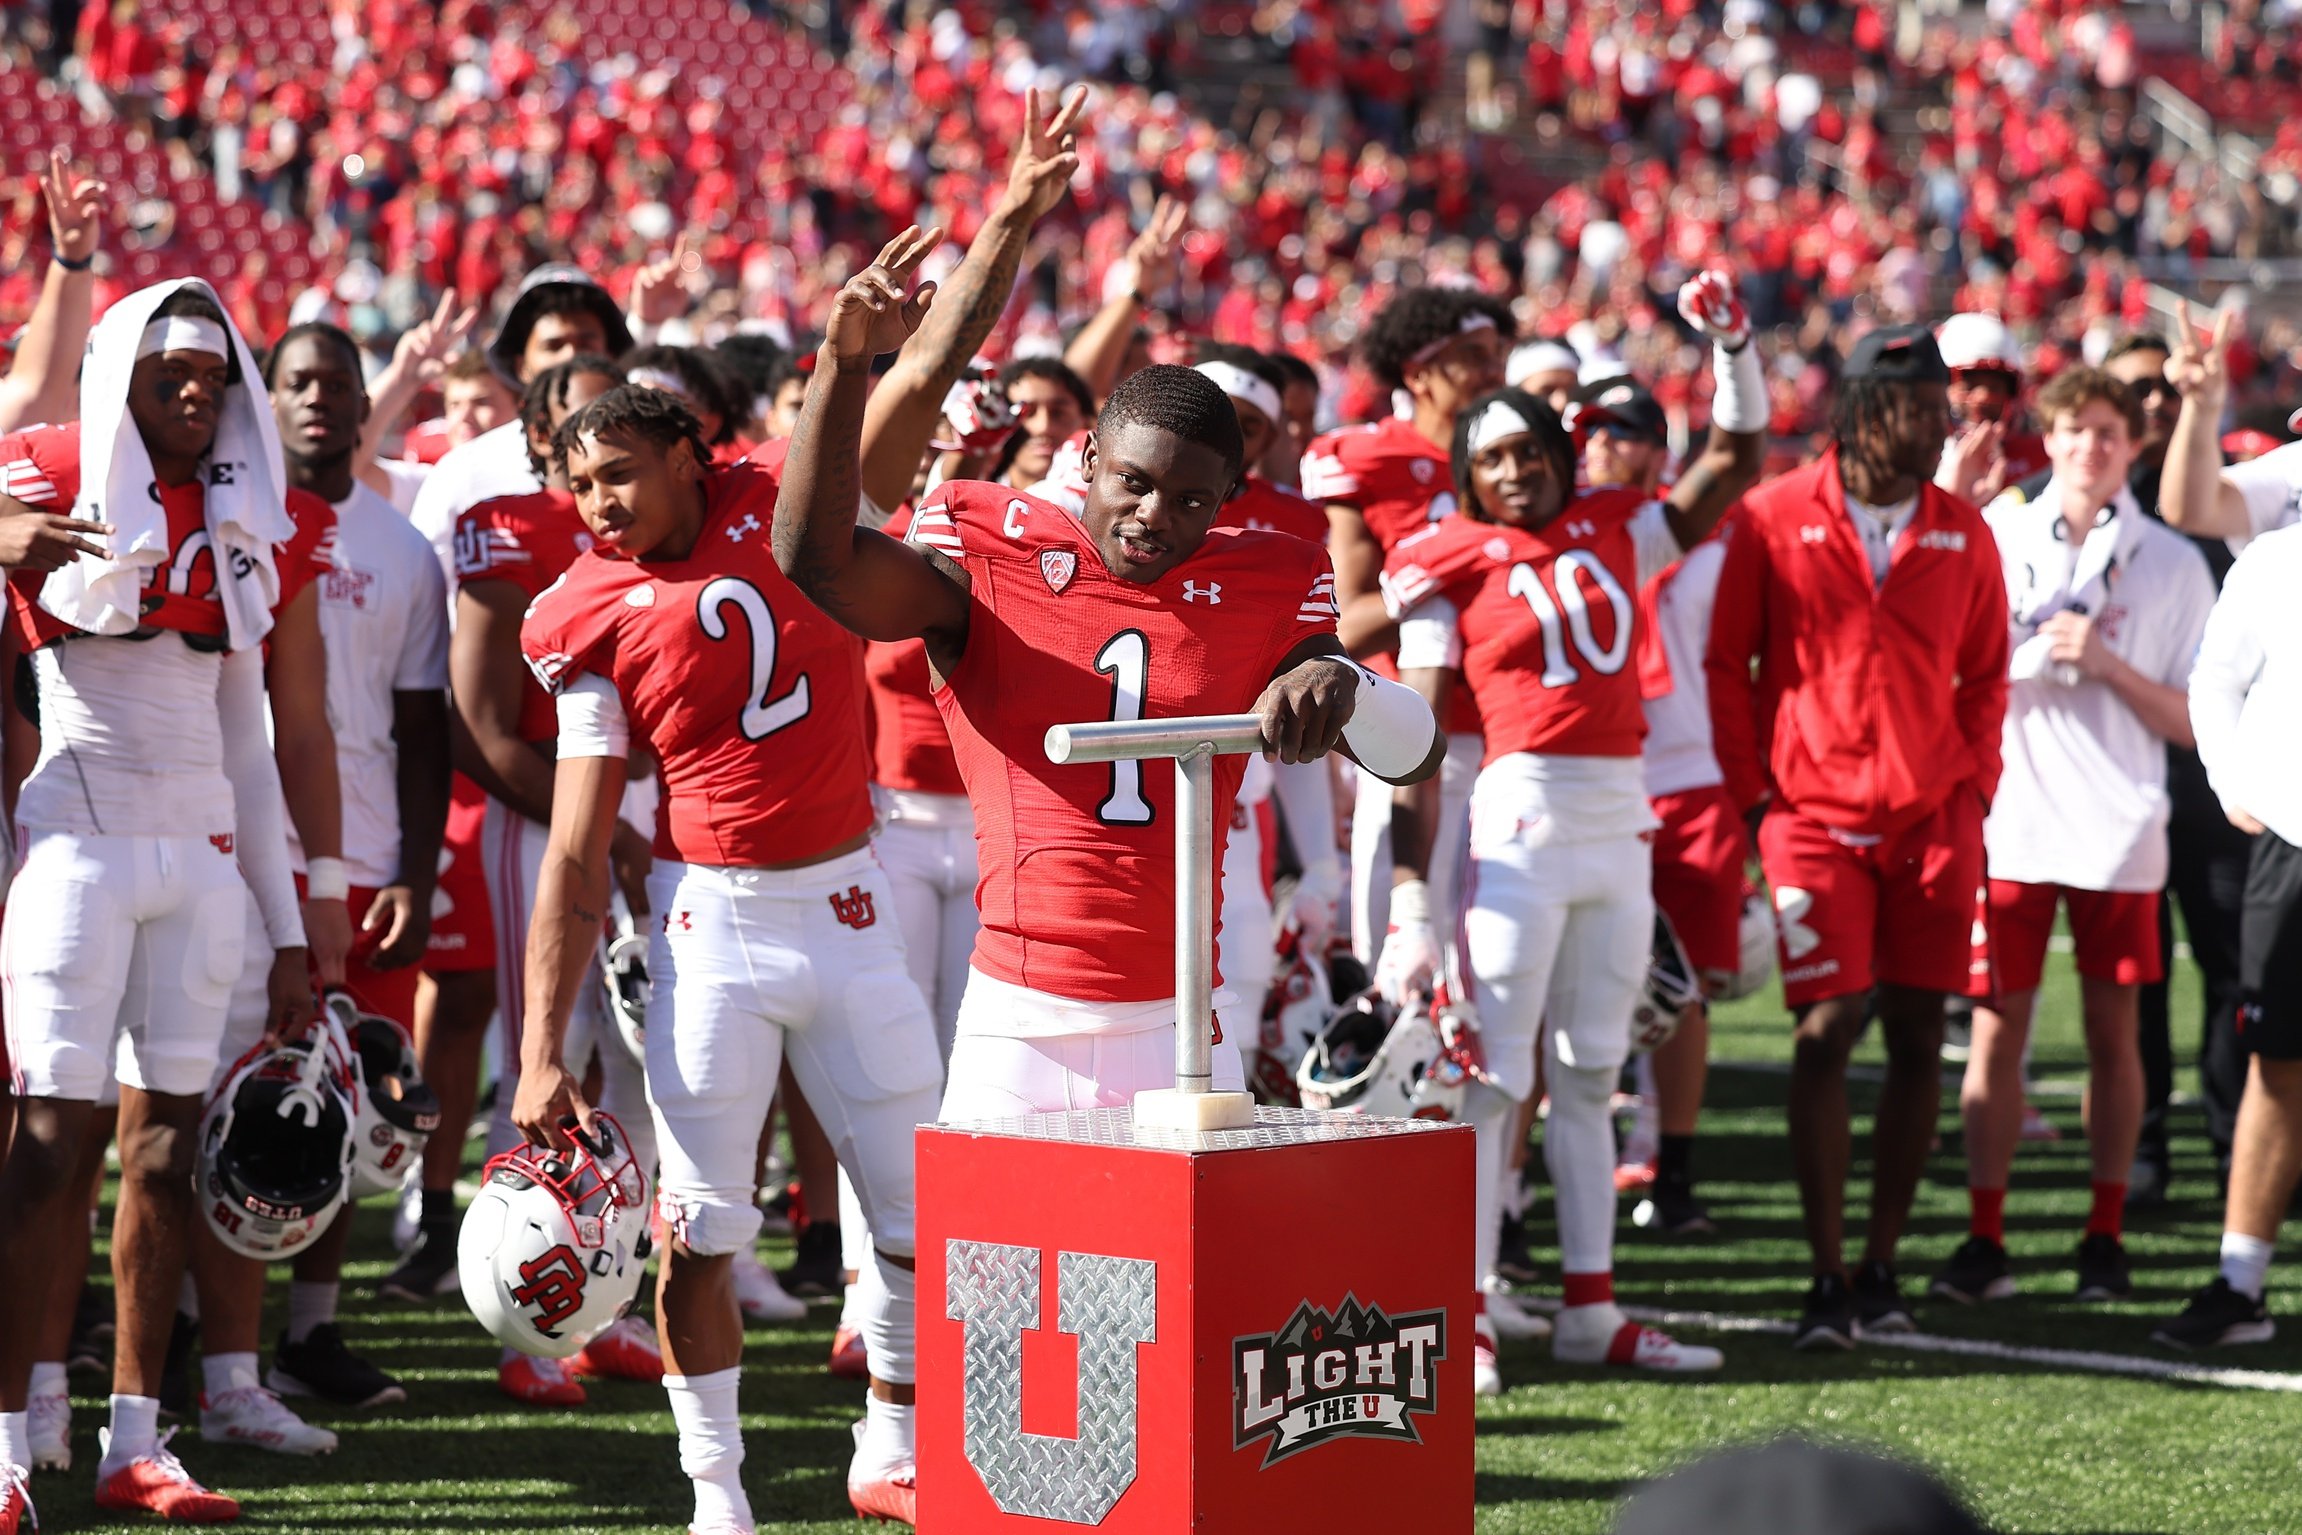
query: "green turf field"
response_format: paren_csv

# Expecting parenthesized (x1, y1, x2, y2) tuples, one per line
(30, 952, 2301, 1533)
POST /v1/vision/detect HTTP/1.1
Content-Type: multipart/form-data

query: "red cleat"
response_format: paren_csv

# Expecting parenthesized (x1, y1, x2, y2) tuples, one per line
(498, 1353, 587, 1407)
(827, 1324, 869, 1381)
(1613, 1160, 1656, 1194)
(569, 1316, 664, 1382)
(0, 1464, 35, 1535)
(93, 1431, 240, 1523)
(848, 1467, 917, 1527)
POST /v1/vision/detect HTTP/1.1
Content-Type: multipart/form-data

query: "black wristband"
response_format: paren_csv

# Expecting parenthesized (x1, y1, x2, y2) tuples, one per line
(51, 251, 93, 272)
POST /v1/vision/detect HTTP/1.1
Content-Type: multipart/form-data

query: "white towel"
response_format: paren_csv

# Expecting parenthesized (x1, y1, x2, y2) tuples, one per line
(2005, 480, 2146, 682)
(41, 277, 294, 652)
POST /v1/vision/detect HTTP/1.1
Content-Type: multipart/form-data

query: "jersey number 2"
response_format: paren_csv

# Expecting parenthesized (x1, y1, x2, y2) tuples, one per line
(1093, 630, 1153, 825)
(1505, 553, 1633, 686)
(698, 578, 811, 740)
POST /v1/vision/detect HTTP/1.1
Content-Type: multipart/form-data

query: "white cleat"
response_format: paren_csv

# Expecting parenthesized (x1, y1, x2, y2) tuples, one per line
(1551, 1302, 1722, 1373)
(199, 1385, 340, 1455)
(1472, 1336, 1503, 1397)
(1481, 1279, 1552, 1341)
(28, 1388, 70, 1471)
(733, 1247, 808, 1322)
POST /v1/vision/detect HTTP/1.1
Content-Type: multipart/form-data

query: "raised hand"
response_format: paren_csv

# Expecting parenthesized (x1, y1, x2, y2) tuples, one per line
(390, 287, 481, 384)
(629, 231, 699, 328)
(1004, 84, 1087, 222)
(1116, 195, 1188, 300)
(2167, 298, 2236, 406)
(1677, 268, 1751, 351)
(822, 224, 944, 367)
(40, 149, 105, 267)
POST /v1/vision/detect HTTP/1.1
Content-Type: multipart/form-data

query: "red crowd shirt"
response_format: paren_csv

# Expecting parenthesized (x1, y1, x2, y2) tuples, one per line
(1705, 451, 2009, 838)
(865, 504, 963, 797)
(908, 480, 1340, 1003)
(1216, 475, 1329, 544)
(455, 487, 596, 744)
(520, 460, 875, 868)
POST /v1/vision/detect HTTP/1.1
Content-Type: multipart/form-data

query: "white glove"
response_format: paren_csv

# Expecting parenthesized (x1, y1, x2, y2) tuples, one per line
(1379, 562, 1438, 621)
(1374, 878, 1438, 1005)
(1287, 859, 1344, 954)
(1677, 268, 1751, 352)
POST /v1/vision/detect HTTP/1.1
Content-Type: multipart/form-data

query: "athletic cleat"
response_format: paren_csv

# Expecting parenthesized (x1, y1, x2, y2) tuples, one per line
(2153, 1277, 2275, 1350)
(1480, 1280, 1552, 1341)
(1852, 1261, 1916, 1335)
(1552, 1304, 1723, 1372)
(94, 1429, 240, 1522)
(198, 1386, 338, 1456)
(2074, 1234, 2133, 1302)
(1792, 1273, 1857, 1352)
(378, 1227, 462, 1303)
(569, 1316, 664, 1382)
(268, 1325, 406, 1409)
(1493, 1214, 1542, 1287)
(1939, 1011, 1972, 1063)
(1613, 1159, 1657, 1194)
(0, 1463, 33, 1533)
(28, 1387, 70, 1471)
(498, 1354, 587, 1407)
(828, 1324, 870, 1380)
(781, 1221, 843, 1298)
(1929, 1237, 2016, 1305)
(1633, 1184, 1717, 1236)
(733, 1247, 807, 1322)
(1471, 1336, 1503, 1397)
(847, 1420, 916, 1526)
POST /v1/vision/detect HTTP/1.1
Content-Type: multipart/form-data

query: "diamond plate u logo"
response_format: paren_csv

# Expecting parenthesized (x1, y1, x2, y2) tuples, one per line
(946, 1239, 1157, 1525)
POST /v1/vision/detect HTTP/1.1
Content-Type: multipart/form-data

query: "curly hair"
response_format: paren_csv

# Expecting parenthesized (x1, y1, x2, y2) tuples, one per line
(1361, 287, 1517, 391)
(620, 344, 744, 445)
(259, 322, 363, 388)
(549, 383, 711, 481)
(521, 355, 625, 478)
(1449, 387, 1575, 522)
(1095, 363, 1244, 473)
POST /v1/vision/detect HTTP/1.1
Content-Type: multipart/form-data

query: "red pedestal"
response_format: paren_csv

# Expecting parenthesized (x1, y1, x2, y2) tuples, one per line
(917, 1106, 1475, 1533)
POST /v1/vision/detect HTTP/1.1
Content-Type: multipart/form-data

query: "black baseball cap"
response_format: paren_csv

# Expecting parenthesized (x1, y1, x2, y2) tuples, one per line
(1572, 378, 1668, 444)
(487, 265, 634, 383)
(1843, 325, 1952, 384)
(1614, 1437, 1988, 1535)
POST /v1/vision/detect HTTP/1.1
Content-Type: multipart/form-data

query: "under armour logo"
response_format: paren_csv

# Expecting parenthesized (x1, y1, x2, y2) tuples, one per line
(1799, 525, 1829, 544)
(509, 1245, 587, 1334)
(726, 513, 763, 544)
(210, 834, 235, 856)
(1774, 887, 1821, 961)
(1183, 581, 1222, 604)
(663, 910, 693, 933)
(1563, 518, 1597, 538)
(829, 885, 877, 929)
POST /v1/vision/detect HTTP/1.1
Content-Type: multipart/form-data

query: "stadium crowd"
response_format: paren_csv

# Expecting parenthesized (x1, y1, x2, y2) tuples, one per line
(0, 0, 2299, 1530)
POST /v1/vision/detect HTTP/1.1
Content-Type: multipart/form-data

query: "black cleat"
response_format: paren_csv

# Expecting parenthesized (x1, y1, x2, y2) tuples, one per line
(781, 1219, 843, 1298)
(1495, 1213, 1542, 1285)
(379, 1224, 461, 1303)
(269, 1324, 407, 1409)
(2074, 1234, 2133, 1302)
(1633, 1183, 1718, 1237)
(1929, 1237, 2016, 1305)
(1853, 1260, 1916, 1334)
(68, 1283, 112, 1375)
(2153, 1277, 2275, 1350)
(1793, 1273, 1858, 1352)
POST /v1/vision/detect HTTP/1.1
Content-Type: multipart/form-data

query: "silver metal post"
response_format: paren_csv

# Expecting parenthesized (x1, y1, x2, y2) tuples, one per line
(1045, 713, 1266, 1096)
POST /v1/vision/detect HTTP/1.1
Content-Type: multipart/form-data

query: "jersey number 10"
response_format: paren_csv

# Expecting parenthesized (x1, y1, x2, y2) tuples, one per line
(1506, 553, 1633, 687)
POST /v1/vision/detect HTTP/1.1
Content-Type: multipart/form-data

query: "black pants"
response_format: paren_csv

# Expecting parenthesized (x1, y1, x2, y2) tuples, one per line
(2138, 753, 2252, 1165)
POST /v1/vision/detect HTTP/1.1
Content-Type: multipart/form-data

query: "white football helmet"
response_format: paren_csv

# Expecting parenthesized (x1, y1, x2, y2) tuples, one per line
(1936, 312, 2023, 374)
(1296, 990, 1469, 1121)
(197, 1019, 358, 1262)
(1251, 921, 1334, 1106)
(459, 1114, 653, 1359)
(1716, 885, 1779, 1002)
(600, 918, 650, 1065)
(330, 993, 441, 1200)
(1630, 910, 1703, 1054)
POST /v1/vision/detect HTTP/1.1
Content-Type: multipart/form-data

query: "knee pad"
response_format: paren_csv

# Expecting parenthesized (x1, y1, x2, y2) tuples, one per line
(658, 1190, 764, 1257)
(861, 1251, 917, 1384)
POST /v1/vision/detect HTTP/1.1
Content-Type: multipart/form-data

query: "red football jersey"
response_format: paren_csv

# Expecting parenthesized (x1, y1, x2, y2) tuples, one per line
(1386, 488, 1679, 763)
(2, 421, 332, 650)
(865, 504, 963, 796)
(456, 487, 596, 744)
(1216, 475, 1328, 544)
(911, 480, 1340, 1003)
(520, 460, 875, 867)
(1299, 416, 1454, 551)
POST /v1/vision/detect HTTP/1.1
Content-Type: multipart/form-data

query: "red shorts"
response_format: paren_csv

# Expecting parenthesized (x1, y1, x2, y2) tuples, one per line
(1967, 879, 2162, 998)
(1758, 792, 1985, 1009)
(300, 875, 424, 1028)
(423, 775, 496, 976)
(1650, 784, 1744, 984)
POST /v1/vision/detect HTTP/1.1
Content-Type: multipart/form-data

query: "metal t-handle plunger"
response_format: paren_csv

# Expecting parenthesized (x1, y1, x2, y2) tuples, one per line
(1045, 713, 1265, 1127)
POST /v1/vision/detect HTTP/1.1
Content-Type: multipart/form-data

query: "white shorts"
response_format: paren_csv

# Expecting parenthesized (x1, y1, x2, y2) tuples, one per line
(646, 847, 942, 1257)
(3, 829, 248, 1101)
(875, 795, 978, 1058)
(939, 968, 1247, 1120)
(1352, 731, 1480, 968)
(1461, 797, 1653, 1099)
(481, 796, 606, 1074)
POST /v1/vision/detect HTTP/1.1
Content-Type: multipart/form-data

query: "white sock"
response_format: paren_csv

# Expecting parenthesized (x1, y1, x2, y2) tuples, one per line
(0, 1409, 28, 1470)
(202, 1350, 260, 1401)
(2221, 1231, 2276, 1300)
(103, 1394, 161, 1469)
(854, 1394, 915, 1473)
(286, 1281, 340, 1344)
(665, 1367, 749, 1531)
(28, 1361, 66, 1400)
(1543, 1057, 1622, 1277)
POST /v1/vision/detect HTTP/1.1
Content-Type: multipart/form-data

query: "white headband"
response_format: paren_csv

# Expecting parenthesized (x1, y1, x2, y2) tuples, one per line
(1507, 340, 1580, 385)
(1467, 400, 1535, 455)
(1194, 361, 1283, 429)
(625, 367, 688, 399)
(138, 316, 230, 361)
(1408, 311, 1501, 367)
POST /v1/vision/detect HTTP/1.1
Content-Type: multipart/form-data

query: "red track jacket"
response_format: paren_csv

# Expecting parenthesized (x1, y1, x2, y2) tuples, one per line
(1706, 451, 2009, 839)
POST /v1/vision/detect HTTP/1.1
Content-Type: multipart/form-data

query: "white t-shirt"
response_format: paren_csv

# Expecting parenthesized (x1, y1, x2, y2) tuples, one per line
(2225, 438, 2302, 549)
(1640, 538, 1726, 798)
(285, 482, 452, 888)
(1980, 487, 2216, 889)
(375, 456, 430, 519)
(1845, 491, 1918, 587)
(406, 421, 541, 589)
(2192, 522, 2302, 848)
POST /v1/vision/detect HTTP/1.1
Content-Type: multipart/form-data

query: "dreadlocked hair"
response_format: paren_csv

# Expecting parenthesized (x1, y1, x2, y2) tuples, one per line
(1361, 287, 1516, 391)
(1829, 375, 1906, 480)
(1096, 363, 1244, 474)
(550, 384, 713, 481)
(1450, 386, 1574, 522)
(259, 322, 362, 389)
(522, 355, 625, 478)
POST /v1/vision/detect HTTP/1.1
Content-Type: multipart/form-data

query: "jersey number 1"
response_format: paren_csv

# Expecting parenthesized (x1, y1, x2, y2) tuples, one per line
(1093, 630, 1153, 825)
(698, 578, 812, 740)
(1505, 553, 1633, 686)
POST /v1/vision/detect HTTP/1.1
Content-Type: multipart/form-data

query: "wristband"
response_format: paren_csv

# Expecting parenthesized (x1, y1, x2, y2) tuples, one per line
(52, 251, 92, 272)
(1390, 878, 1430, 926)
(304, 857, 351, 902)
(1710, 337, 1767, 435)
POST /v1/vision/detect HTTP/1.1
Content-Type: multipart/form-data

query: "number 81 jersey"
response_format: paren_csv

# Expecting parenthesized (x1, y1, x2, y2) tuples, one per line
(520, 460, 874, 867)
(916, 480, 1339, 1004)
(1386, 488, 1680, 764)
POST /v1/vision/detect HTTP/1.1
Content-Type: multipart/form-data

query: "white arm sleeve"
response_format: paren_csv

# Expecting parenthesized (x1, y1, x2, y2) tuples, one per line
(2189, 562, 2263, 818)
(1338, 659, 1440, 783)
(220, 647, 307, 949)
(1395, 594, 1463, 671)
(554, 673, 631, 760)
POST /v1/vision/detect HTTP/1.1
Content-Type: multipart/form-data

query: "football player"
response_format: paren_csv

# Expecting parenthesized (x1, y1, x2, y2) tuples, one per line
(776, 229, 1443, 1124)
(1376, 271, 1767, 1393)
